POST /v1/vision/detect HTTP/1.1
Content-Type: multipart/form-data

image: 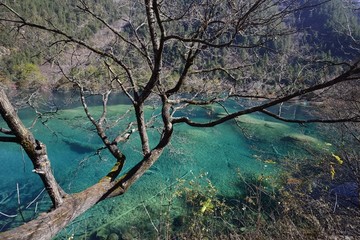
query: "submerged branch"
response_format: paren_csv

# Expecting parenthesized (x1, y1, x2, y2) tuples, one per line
(260, 109, 360, 123)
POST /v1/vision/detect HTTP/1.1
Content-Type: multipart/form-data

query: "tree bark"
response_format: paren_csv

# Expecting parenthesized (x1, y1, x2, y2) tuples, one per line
(0, 89, 66, 208)
(0, 182, 112, 240)
(0, 86, 172, 239)
(0, 147, 169, 240)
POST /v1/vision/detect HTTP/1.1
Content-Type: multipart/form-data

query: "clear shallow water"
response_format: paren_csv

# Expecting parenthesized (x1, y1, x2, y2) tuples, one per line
(0, 96, 332, 238)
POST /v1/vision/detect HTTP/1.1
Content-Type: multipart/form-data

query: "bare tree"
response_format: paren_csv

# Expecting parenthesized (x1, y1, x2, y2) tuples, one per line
(0, 0, 359, 239)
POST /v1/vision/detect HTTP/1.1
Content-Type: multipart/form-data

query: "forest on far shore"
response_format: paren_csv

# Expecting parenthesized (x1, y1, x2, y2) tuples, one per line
(0, 0, 359, 94)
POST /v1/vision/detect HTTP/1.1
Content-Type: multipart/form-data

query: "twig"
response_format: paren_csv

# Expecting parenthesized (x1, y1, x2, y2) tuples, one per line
(0, 211, 17, 218)
(142, 203, 159, 233)
(16, 183, 25, 222)
(0, 127, 13, 135)
(271, 144, 280, 156)
(89, 171, 192, 234)
(26, 188, 45, 209)
(21, 147, 26, 173)
(16, 183, 20, 205)
(333, 192, 338, 213)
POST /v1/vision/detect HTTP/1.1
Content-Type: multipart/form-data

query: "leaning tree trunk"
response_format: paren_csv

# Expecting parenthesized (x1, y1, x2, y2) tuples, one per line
(0, 89, 66, 207)
(0, 182, 112, 240)
(0, 85, 173, 239)
(0, 146, 167, 240)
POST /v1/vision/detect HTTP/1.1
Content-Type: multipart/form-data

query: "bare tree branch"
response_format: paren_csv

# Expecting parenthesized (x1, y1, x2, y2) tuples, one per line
(0, 89, 66, 208)
(172, 62, 360, 127)
(0, 127, 13, 135)
(260, 109, 360, 123)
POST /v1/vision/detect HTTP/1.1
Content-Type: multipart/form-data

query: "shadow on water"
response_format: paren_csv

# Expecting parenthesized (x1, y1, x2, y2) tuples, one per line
(62, 138, 98, 154)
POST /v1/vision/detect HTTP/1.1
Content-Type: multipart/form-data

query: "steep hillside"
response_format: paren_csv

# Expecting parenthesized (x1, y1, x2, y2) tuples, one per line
(0, 0, 120, 91)
(296, 0, 360, 59)
(0, 0, 359, 93)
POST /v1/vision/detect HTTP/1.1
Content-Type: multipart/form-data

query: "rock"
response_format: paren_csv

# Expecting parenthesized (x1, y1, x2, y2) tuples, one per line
(107, 233, 119, 240)
(0, 46, 10, 59)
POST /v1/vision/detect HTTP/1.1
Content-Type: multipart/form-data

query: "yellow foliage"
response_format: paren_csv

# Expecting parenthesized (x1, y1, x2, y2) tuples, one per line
(330, 163, 335, 180)
(331, 153, 343, 164)
(329, 153, 343, 180)
(200, 198, 214, 214)
(264, 159, 277, 164)
(13, 63, 45, 89)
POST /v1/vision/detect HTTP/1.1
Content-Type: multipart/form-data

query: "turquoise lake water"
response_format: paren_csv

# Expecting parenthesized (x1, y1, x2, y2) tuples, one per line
(0, 95, 333, 238)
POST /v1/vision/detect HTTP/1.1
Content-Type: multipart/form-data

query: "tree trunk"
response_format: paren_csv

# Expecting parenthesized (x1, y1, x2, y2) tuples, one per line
(0, 89, 65, 207)
(0, 145, 169, 240)
(0, 182, 112, 240)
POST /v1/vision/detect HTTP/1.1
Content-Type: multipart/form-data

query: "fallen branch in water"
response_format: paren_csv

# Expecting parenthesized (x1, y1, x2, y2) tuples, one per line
(26, 188, 46, 209)
(0, 211, 17, 218)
